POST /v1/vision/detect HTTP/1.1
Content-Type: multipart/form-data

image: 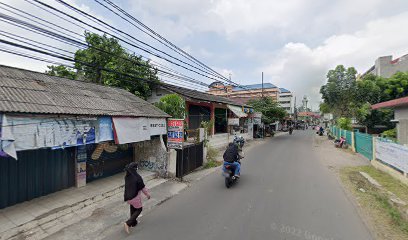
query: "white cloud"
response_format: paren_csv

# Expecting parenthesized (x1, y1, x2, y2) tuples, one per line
(261, 11, 408, 109)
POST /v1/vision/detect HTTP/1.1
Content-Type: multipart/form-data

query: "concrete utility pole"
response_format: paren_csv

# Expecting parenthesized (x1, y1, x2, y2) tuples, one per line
(261, 72, 264, 98)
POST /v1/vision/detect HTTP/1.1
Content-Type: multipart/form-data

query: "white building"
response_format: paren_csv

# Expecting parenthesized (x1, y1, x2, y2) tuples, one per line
(361, 54, 408, 79)
(278, 88, 294, 114)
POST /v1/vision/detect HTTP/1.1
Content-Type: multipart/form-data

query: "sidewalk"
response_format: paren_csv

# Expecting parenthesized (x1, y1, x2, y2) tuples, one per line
(0, 170, 158, 240)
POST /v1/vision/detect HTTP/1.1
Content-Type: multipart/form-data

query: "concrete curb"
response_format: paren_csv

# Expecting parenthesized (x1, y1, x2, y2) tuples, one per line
(1, 174, 158, 240)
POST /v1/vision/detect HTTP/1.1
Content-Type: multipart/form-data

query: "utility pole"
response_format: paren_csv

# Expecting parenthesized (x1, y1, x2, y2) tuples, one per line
(294, 96, 297, 121)
(261, 72, 264, 98)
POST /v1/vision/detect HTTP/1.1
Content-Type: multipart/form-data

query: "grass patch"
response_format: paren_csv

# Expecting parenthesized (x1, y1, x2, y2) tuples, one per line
(204, 160, 222, 169)
(204, 146, 221, 169)
(350, 165, 408, 202)
(206, 145, 218, 162)
(340, 166, 408, 239)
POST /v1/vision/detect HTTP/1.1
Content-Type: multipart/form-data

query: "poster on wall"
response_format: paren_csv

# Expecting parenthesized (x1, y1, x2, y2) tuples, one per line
(76, 145, 87, 187)
(167, 119, 184, 149)
(0, 115, 18, 159)
(3, 115, 97, 151)
(375, 138, 408, 173)
(97, 117, 114, 142)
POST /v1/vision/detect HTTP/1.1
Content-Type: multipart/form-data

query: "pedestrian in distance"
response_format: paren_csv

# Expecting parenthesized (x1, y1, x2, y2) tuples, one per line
(123, 162, 151, 234)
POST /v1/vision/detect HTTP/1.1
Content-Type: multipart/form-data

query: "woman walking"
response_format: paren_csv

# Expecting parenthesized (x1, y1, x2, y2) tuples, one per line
(123, 162, 151, 234)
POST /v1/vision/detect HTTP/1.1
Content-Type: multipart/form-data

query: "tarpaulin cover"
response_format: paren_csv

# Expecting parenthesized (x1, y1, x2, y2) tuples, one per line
(113, 117, 150, 144)
(227, 105, 247, 118)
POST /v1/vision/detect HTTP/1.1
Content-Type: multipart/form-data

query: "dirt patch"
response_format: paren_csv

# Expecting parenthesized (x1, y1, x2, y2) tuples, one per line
(341, 167, 408, 240)
(314, 135, 408, 239)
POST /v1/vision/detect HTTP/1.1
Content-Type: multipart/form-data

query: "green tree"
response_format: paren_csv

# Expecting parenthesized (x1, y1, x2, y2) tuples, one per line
(154, 94, 186, 119)
(319, 102, 331, 114)
(47, 32, 158, 99)
(320, 65, 357, 117)
(336, 117, 352, 130)
(45, 65, 77, 80)
(247, 97, 287, 124)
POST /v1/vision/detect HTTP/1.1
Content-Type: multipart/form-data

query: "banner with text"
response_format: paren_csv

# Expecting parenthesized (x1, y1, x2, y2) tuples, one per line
(375, 138, 408, 173)
(167, 119, 184, 149)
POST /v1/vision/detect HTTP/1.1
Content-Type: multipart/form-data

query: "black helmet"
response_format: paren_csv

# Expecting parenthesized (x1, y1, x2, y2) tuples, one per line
(125, 162, 138, 171)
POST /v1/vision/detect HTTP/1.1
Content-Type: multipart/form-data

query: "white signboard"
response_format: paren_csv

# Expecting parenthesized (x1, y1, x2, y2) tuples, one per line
(113, 117, 150, 144)
(148, 118, 167, 136)
(228, 118, 239, 126)
(254, 118, 262, 125)
(375, 138, 408, 173)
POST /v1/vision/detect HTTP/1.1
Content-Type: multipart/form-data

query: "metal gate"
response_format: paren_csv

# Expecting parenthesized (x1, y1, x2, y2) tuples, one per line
(176, 142, 204, 178)
(0, 147, 75, 209)
(355, 132, 373, 160)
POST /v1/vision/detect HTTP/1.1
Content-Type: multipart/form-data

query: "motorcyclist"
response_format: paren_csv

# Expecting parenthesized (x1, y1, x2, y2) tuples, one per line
(223, 142, 241, 178)
(319, 126, 324, 135)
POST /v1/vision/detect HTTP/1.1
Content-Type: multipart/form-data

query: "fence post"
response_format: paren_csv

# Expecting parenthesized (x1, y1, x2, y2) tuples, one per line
(351, 131, 356, 152)
(372, 137, 376, 161)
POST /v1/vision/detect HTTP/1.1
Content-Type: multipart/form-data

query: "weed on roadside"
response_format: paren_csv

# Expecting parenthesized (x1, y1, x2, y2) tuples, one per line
(206, 146, 218, 162)
(204, 146, 221, 169)
(204, 160, 222, 169)
(341, 167, 408, 239)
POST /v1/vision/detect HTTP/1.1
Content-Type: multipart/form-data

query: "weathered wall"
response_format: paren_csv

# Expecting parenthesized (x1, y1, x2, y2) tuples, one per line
(167, 149, 177, 178)
(375, 55, 408, 78)
(134, 136, 168, 177)
(146, 87, 172, 104)
(395, 107, 408, 120)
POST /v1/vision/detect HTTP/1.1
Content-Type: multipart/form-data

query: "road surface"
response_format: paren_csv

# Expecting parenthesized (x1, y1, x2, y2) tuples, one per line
(117, 130, 372, 240)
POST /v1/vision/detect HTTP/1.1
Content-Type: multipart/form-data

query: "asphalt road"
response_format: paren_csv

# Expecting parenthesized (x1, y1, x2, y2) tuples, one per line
(122, 130, 373, 240)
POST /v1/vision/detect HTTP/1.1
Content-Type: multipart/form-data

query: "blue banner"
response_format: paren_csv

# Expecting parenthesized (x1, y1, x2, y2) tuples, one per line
(97, 117, 114, 142)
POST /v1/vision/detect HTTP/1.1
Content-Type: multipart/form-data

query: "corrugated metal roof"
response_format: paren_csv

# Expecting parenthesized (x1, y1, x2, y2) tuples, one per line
(0, 65, 169, 118)
(233, 83, 277, 91)
(159, 83, 249, 107)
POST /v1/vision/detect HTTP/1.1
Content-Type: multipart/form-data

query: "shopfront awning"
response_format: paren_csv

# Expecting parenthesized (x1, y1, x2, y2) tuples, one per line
(228, 105, 247, 118)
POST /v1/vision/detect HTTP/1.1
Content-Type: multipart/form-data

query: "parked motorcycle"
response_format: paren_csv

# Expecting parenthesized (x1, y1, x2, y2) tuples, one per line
(289, 128, 293, 135)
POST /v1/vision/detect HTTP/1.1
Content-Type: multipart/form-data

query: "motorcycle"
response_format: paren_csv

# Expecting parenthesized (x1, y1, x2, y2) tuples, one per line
(223, 157, 243, 188)
(289, 128, 293, 135)
(233, 135, 245, 149)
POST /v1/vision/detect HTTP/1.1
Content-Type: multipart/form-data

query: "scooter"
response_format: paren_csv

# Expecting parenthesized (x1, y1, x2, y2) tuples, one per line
(223, 157, 243, 188)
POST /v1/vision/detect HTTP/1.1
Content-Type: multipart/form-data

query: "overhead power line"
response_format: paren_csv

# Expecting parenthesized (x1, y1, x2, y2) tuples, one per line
(0, 13, 210, 88)
(31, 0, 227, 83)
(95, 0, 229, 82)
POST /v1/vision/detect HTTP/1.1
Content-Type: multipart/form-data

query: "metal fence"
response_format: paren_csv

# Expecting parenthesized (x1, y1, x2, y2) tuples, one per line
(346, 130, 352, 145)
(355, 132, 373, 160)
(330, 126, 373, 160)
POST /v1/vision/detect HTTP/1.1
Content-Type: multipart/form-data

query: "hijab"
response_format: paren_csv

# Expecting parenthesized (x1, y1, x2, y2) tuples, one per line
(124, 162, 145, 202)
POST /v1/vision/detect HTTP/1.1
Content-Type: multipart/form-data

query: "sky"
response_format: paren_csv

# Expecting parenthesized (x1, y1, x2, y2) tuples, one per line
(0, 0, 408, 109)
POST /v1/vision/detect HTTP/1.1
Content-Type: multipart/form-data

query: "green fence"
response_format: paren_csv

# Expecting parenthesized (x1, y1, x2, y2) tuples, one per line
(355, 132, 373, 160)
(345, 130, 352, 145)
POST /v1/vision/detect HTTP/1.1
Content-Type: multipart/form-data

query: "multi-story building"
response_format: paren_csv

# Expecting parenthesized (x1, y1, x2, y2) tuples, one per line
(208, 82, 280, 103)
(208, 82, 294, 114)
(278, 88, 293, 114)
(360, 54, 408, 79)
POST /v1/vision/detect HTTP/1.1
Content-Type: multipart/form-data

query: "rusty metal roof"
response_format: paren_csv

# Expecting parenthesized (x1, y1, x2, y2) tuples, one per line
(0, 65, 169, 118)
